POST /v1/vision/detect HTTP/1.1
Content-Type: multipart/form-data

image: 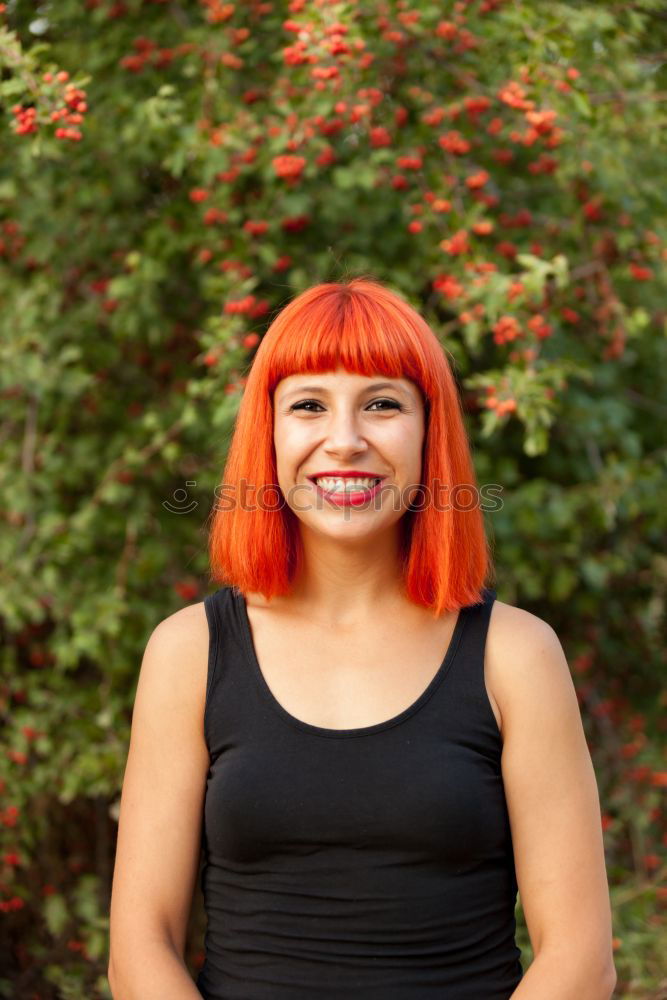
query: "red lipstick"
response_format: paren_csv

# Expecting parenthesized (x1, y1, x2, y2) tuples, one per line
(307, 470, 386, 479)
(307, 472, 387, 508)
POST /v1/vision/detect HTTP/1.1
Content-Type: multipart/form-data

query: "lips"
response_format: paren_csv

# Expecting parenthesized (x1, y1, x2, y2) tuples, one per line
(306, 471, 387, 483)
(310, 477, 386, 507)
(306, 473, 387, 482)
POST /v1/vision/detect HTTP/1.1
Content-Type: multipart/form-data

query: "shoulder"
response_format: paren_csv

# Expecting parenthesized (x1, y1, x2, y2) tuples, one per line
(485, 598, 570, 740)
(487, 597, 560, 657)
(136, 600, 210, 718)
(150, 597, 209, 645)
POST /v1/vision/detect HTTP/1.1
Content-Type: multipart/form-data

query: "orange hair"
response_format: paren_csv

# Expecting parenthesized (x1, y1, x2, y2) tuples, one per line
(207, 276, 494, 615)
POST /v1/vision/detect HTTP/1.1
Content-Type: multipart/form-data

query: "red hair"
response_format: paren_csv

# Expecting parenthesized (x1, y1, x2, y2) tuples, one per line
(207, 276, 494, 615)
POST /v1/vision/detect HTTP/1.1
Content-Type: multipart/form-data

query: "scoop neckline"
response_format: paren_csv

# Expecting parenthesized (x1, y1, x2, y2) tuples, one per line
(233, 588, 473, 739)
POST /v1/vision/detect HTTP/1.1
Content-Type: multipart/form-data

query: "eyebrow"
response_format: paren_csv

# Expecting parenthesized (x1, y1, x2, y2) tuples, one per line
(281, 381, 409, 399)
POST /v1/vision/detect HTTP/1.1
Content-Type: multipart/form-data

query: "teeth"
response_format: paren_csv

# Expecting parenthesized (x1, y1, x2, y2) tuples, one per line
(315, 477, 380, 492)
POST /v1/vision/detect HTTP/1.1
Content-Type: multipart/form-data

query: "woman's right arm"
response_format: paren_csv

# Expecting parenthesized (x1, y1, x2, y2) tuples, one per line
(108, 601, 211, 999)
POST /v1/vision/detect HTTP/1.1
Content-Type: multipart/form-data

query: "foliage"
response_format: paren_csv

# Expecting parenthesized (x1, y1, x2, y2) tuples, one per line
(0, 0, 665, 996)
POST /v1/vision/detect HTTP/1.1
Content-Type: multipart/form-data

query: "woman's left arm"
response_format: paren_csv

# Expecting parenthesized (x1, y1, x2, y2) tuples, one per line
(487, 604, 617, 1000)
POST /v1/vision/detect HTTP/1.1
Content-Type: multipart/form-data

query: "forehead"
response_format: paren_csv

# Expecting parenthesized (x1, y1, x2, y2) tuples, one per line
(275, 370, 418, 398)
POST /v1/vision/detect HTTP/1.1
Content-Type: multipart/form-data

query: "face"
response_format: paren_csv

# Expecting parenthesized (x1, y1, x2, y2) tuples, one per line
(273, 367, 426, 541)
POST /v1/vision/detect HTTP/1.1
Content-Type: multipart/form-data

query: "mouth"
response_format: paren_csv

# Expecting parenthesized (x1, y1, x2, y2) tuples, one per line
(306, 475, 387, 506)
(306, 475, 386, 490)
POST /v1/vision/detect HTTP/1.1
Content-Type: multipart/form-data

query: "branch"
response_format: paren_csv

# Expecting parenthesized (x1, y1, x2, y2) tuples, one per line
(86, 414, 186, 510)
(624, 388, 667, 417)
(588, 90, 667, 104)
(611, 864, 667, 907)
(19, 392, 39, 545)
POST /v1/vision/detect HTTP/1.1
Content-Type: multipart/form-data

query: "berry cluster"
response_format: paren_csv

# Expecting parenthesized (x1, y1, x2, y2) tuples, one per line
(11, 105, 37, 135)
(46, 71, 88, 141)
(10, 70, 88, 142)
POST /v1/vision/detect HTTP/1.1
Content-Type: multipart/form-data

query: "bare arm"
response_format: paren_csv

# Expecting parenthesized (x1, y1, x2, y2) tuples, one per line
(109, 942, 203, 1000)
(486, 602, 617, 999)
(108, 601, 210, 998)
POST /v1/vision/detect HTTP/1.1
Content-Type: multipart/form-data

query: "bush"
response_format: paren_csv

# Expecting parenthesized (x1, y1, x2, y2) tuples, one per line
(0, 1, 665, 996)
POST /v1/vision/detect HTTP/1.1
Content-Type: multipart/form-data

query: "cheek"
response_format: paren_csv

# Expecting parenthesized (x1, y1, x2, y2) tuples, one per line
(389, 424, 424, 479)
(273, 421, 310, 476)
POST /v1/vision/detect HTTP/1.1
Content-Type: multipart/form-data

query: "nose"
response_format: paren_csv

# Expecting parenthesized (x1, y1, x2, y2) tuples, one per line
(323, 406, 368, 458)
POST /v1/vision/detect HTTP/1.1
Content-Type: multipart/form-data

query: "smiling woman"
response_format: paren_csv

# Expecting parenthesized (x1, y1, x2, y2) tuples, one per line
(108, 277, 616, 1000)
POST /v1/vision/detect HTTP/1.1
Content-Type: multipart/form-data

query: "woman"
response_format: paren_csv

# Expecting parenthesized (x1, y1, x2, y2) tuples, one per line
(108, 278, 617, 999)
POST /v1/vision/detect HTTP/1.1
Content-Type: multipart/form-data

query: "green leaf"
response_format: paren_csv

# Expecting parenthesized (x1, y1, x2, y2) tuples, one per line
(571, 89, 592, 119)
(524, 427, 548, 456)
(43, 893, 69, 936)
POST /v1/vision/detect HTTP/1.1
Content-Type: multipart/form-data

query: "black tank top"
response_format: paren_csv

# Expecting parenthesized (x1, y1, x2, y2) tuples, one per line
(196, 585, 523, 999)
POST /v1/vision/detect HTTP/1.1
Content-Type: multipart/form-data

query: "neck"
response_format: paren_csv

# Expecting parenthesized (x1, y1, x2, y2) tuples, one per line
(283, 530, 407, 628)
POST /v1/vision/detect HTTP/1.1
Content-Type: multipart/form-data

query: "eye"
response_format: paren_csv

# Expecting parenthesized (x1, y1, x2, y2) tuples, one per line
(289, 400, 324, 412)
(289, 398, 402, 413)
(368, 398, 402, 411)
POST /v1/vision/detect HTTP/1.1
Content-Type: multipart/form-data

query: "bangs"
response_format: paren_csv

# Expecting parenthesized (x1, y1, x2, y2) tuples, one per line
(262, 280, 439, 405)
